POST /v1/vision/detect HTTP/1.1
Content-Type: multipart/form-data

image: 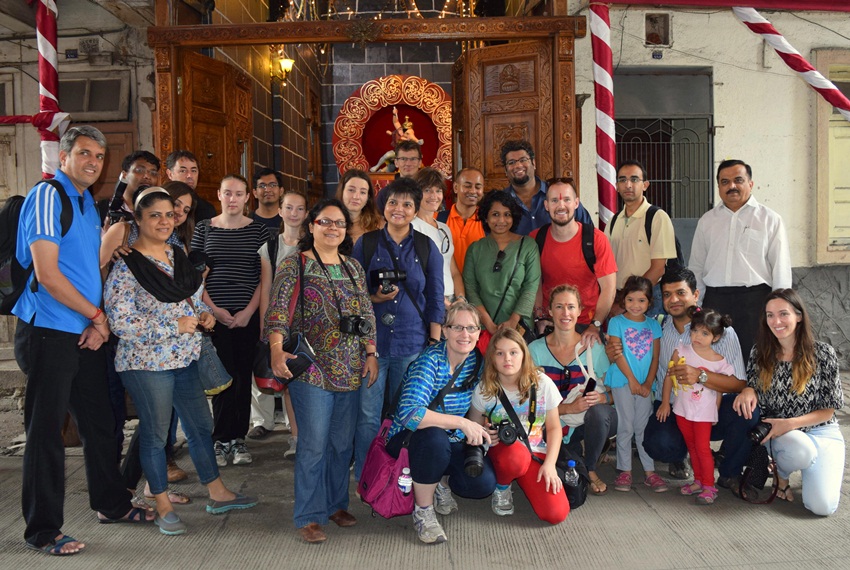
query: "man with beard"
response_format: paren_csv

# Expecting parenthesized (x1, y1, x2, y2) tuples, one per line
(251, 168, 283, 231)
(530, 178, 616, 346)
(689, 159, 791, 360)
(500, 140, 592, 235)
(438, 167, 485, 273)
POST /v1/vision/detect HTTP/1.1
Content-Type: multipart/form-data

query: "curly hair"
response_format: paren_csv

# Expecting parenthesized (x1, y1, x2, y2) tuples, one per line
(479, 328, 541, 405)
(478, 190, 523, 233)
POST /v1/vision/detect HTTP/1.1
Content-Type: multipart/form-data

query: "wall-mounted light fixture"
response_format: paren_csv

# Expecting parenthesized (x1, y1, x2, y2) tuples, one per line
(270, 45, 295, 86)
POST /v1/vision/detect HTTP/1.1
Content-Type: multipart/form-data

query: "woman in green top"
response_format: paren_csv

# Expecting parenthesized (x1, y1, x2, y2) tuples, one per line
(462, 190, 540, 336)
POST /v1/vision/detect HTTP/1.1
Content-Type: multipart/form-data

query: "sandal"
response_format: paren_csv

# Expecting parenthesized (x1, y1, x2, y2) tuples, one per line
(680, 482, 703, 496)
(777, 484, 794, 502)
(144, 489, 192, 505)
(696, 486, 718, 505)
(589, 476, 608, 495)
(97, 507, 154, 524)
(25, 534, 84, 556)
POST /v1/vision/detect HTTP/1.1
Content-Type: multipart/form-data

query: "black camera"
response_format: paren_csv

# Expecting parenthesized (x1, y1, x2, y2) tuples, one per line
(463, 444, 486, 478)
(493, 420, 518, 446)
(749, 420, 772, 445)
(371, 268, 407, 295)
(339, 315, 373, 337)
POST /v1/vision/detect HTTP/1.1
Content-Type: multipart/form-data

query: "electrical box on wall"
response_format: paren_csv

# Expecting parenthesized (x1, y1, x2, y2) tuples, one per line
(645, 13, 671, 47)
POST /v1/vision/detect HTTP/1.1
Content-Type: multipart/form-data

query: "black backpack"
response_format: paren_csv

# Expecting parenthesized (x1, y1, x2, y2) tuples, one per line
(533, 221, 596, 274)
(0, 180, 73, 315)
(610, 205, 685, 271)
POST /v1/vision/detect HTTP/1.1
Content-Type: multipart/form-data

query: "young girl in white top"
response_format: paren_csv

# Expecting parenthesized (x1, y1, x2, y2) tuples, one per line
(658, 307, 734, 505)
(470, 328, 568, 524)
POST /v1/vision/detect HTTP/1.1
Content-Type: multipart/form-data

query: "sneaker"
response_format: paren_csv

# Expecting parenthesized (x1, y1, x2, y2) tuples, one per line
(433, 482, 458, 516)
(284, 435, 297, 459)
(231, 439, 253, 465)
(668, 460, 691, 480)
(614, 471, 632, 492)
(412, 505, 447, 544)
(214, 440, 230, 467)
(246, 425, 271, 440)
(715, 476, 735, 489)
(696, 485, 718, 505)
(644, 473, 669, 493)
(155, 511, 187, 536)
(206, 492, 259, 515)
(491, 487, 514, 516)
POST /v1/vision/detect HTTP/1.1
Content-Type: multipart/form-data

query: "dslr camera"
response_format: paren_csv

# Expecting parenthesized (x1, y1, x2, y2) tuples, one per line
(492, 419, 518, 446)
(339, 315, 373, 337)
(371, 268, 407, 295)
(463, 444, 485, 478)
(749, 420, 772, 445)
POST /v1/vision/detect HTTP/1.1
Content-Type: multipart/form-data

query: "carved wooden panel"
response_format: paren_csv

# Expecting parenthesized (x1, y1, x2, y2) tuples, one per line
(484, 113, 537, 181)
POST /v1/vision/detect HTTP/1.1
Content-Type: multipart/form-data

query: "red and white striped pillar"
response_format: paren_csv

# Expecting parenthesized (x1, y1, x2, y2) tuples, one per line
(589, 3, 617, 228)
(34, 0, 68, 178)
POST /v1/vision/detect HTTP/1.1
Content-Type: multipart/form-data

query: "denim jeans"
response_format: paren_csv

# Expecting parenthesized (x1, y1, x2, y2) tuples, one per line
(120, 361, 220, 495)
(768, 423, 844, 516)
(353, 353, 417, 480)
(288, 380, 359, 528)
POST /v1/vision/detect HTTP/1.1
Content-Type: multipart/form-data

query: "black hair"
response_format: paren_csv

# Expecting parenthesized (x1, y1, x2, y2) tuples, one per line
(619, 275, 654, 310)
(617, 159, 647, 181)
(297, 198, 353, 255)
(660, 267, 697, 293)
(383, 177, 423, 213)
(716, 159, 752, 183)
(478, 190, 523, 233)
(253, 167, 283, 189)
(165, 150, 198, 170)
(121, 150, 161, 173)
(499, 139, 535, 166)
(132, 187, 173, 220)
(687, 306, 732, 340)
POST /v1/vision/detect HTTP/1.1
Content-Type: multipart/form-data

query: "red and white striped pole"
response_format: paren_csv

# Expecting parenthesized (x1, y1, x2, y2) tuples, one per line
(589, 3, 617, 229)
(34, 0, 68, 178)
(733, 7, 850, 123)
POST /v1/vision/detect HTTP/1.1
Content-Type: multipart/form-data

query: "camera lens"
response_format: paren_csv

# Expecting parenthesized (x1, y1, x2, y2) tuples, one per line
(381, 313, 396, 326)
(463, 444, 485, 478)
(749, 421, 772, 445)
(497, 422, 517, 446)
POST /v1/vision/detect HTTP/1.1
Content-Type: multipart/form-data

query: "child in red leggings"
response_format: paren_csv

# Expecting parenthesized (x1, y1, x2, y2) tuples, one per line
(657, 307, 734, 505)
(469, 328, 568, 524)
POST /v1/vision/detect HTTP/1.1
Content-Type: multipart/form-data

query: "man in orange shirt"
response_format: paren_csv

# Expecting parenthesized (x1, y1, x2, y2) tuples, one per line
(438, 168, 485, 273)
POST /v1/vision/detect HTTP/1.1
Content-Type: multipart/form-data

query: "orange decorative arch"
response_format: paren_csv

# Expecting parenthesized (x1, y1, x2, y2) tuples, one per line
(332, 75, 452, 178)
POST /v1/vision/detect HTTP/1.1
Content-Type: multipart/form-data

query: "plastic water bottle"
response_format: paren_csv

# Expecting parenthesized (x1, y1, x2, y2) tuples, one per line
(563, 460, 580, 487)
(398, 467, 413, 495)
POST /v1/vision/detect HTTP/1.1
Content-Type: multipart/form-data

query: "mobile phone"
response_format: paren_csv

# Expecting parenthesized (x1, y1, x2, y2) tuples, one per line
(582, 377, 597, 396)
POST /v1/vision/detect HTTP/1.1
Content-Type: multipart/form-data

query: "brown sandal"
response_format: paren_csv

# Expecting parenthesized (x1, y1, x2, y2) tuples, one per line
(589, 476, 608, 495)
(145, 489, 192, 504)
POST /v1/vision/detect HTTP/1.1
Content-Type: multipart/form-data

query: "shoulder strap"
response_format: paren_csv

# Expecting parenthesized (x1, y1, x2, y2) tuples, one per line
(580, 221, 596, 274)
(497, 384, 542, 464)
(534, 223, 550, 255)
(28, 180, 74, 293)
(574, 341, 596, 380)
(610, 210, 621, 233)
(266, 234, 279, 270)
(411, 229, 430, 274)
(644, 205, 659, 245)
(361, 230, 378, 273)
(491, 237, 526, 322)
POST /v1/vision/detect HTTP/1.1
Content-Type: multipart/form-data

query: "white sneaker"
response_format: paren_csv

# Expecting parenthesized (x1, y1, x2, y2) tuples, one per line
(412, 505, 447, 544)
(214, 440, 230, 467)
(231, 439, 252, 465)
(433, 482, 458, 516)
(491, 486, 514, 516)
(284, 435, 297, 458)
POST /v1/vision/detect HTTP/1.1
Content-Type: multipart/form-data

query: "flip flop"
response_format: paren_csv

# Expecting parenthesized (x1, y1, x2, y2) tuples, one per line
(777, 484, 794, 502)
(144, 490, 192, 505)
(97, 507, 153, 524)
(25, 534, 84, 556)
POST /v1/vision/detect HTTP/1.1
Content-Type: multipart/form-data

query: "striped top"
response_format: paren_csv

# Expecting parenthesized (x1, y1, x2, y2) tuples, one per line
(190, 220, 269, 312)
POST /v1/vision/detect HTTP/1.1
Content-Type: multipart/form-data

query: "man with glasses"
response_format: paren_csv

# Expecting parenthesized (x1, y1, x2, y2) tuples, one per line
(604, 160, 677, 317)
(500, 140, 592, 235)
(251, 168, 284, 231)
(102, 150, 160, 226)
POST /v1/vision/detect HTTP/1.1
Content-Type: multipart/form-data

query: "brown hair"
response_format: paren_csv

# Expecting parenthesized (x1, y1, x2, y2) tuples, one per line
(162, 180, 197, 250)
(335, 169, 381, 233)
(548, 283, 583, 310)
(755, 289, 815, 395)
(479, 328, 540, 404)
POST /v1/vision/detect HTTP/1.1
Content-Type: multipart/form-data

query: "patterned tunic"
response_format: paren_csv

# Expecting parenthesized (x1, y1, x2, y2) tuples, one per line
(265, 252, 376, 392)
(746, 341, 843, 432)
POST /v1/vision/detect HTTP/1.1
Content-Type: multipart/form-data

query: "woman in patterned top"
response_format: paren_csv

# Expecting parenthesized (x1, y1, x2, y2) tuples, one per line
(265, 198, 377, 544)
(104, 188, 257, 535)
(734, 289, 844, 515)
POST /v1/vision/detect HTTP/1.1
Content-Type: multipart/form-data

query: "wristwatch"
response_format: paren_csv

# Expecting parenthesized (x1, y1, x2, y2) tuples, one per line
(591, 320, 602, 328)
(698, 370, 708, 384)
(367, 351, 379, 359)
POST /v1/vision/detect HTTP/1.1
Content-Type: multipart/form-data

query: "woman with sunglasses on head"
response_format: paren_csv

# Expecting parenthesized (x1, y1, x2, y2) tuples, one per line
(412, 168, 465, 307)
(104, 188, 257, 536)
(733, 289, 844, 515)
(266, 198, 377, 543)
(335, 169, 383, 244)
(462, 190, 540, 350)
(387, 303, 495, 544)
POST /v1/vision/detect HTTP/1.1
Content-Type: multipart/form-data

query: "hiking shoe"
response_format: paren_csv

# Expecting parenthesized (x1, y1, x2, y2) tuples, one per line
(614, 471, 633, 492)
(246, 425, 271, 440)
(166, 457, 188, 483)
(434, 482, 458, 516)
(284, 435, 297, 458)
(214, 441, 230, 467)
(412, 506, 447, 544)
(715, 476, 735, 489)
(155, 511, 187, 536)
(668, 460, 691, 480)
(491, 487, 514, 516)
(231, 439, 252, 465)
(696, 486, 718, 505)
(206, 493, 258, 515)
(644, 473, 669, 493)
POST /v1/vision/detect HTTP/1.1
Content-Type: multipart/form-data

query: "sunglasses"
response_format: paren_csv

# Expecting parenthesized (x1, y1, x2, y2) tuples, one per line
(492, 249, 506, 273)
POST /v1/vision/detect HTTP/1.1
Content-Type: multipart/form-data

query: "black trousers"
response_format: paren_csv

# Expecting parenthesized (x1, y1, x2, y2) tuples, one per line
(15, 321, 131, 546)
(211, 310, 260, 443)
(702, 283, 771, 363)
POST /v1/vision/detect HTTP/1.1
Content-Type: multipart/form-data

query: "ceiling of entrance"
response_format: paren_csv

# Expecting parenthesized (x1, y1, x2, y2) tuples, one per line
(0, 0, 151, 39)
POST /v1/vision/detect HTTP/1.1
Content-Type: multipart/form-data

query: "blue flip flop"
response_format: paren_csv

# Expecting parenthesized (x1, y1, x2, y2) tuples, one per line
(25, 535, 83, 556)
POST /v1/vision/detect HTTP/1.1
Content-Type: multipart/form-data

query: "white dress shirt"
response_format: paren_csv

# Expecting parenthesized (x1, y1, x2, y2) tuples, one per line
(689, 195, 792, 295)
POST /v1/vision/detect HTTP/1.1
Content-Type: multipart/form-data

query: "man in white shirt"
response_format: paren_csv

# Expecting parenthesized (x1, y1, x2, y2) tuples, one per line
(689, 159, 791, 360)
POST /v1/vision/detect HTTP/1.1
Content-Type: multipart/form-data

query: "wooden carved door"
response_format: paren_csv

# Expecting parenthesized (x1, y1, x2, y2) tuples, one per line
(179, 50, 252, 210)
(453, 36, 579, 192)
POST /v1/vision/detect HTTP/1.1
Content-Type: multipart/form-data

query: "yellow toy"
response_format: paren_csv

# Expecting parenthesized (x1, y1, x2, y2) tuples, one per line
(669, 355, 688, 395)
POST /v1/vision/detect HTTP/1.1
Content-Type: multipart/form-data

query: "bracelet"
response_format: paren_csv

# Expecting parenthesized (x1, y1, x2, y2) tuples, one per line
(90, 307, 102, 321)
(269, 341, 283, 348)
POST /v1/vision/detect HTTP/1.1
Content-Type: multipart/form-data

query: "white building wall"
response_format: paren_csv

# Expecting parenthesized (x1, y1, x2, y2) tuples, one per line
(569, 3, 850, 268)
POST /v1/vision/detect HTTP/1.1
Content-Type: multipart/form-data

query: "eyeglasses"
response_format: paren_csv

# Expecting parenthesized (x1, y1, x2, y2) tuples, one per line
(616, 176, 644, 185)
(314, 218, 347, 228)
(445, 324, 481, 333)
(505, 157, 531, 168)
(257, 182, 280, 190)
(395, 156, 421, 163)
(131, 166, 159, 177)
(492, 249, 506, 273)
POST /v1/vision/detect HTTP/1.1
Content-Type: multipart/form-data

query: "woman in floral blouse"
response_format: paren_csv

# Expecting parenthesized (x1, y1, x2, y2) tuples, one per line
(104, 188, 257, 535)
(266, 198, 377, 543)
(734, 288, 844, 515)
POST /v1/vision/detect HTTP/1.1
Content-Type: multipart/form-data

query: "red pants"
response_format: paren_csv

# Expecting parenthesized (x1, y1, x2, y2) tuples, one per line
(487, 442, 569, 524)
(675, 414, 715, 487)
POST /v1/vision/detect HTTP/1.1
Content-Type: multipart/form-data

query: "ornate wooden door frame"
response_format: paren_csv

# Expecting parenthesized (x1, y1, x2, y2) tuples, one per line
(148, 16, 586, 173)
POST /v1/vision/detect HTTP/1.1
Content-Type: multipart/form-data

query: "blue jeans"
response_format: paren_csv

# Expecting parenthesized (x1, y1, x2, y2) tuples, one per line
(387, 427, 497, 498)
(288, 380, 359, 528)
(353, 353, 417, 480)
(643, 394, 760, 478)
(120, 362, 219, 495)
